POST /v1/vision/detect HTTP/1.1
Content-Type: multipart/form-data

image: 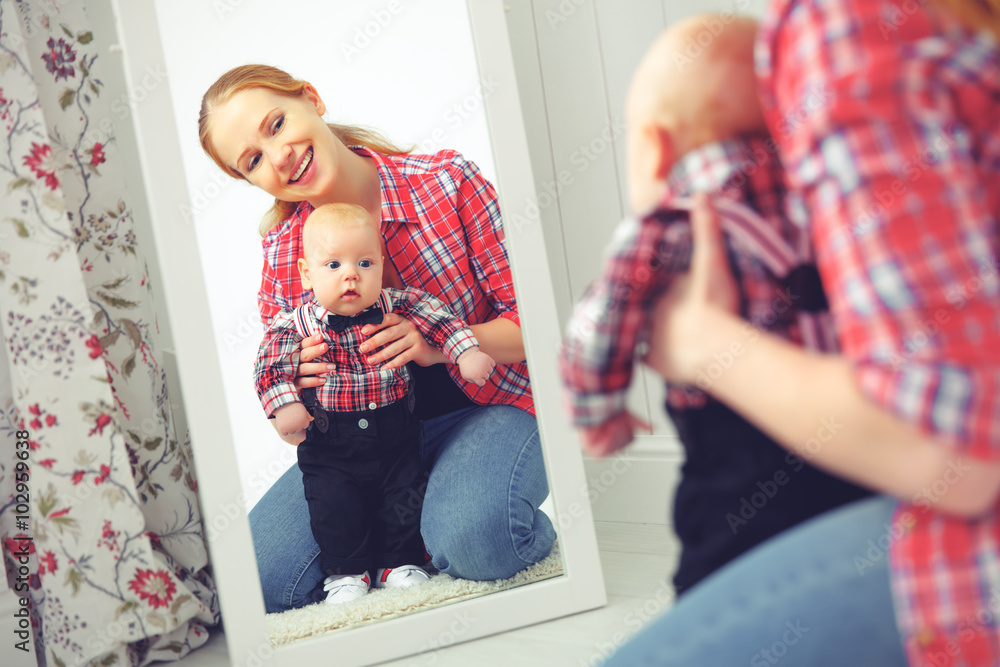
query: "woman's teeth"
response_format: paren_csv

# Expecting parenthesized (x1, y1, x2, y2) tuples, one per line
(290, 148, 313, 183)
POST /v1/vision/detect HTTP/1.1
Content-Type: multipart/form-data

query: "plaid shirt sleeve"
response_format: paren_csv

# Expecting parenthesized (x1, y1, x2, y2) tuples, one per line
(389, 287, 479, 363)
(453, 156, 521, 328)
(760, 0, 1000, 456)
(253, 311, 302, 417)
(559, 213, 687, 427)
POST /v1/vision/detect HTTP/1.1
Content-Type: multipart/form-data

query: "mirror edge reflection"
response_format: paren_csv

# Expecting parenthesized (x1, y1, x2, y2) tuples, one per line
(110, 0, 607, 664)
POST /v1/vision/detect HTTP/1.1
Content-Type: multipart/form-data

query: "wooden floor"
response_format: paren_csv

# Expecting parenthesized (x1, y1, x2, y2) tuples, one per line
(0, 521, 680, 667)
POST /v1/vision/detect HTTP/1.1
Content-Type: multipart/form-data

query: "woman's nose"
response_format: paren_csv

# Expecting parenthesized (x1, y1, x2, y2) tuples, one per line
(265, 142, 292, 172)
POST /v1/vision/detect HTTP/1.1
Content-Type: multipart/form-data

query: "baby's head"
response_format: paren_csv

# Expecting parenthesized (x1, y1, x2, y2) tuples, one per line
(298, 203, 384, 316)
(626, 14, 765, 214)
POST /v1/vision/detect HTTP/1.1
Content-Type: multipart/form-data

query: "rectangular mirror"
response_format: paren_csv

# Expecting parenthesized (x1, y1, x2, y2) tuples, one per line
(108, 0, 607, 664)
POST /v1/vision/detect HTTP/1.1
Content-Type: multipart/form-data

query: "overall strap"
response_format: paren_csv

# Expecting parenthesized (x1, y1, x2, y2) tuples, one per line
(293, 304, 321, 409)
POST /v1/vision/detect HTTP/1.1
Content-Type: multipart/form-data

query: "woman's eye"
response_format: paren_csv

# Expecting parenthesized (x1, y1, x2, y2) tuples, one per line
(326, 261, 341, 270)
(247, 153, 261, 172)
(271, 115, 285, 134)
(359, 260, 372, 268)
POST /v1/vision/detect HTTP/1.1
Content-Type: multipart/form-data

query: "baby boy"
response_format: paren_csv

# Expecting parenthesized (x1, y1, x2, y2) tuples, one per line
(560, 14, 871, 593)
(255, 202, 495, 603)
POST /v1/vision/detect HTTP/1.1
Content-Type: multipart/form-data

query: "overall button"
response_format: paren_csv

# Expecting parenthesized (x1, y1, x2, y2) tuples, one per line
(368, 402, 377, 410)
(358, 418, 369, 429)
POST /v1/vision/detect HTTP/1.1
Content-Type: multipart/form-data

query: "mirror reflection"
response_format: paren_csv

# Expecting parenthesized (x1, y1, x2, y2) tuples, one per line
(155, 0, 562, 642)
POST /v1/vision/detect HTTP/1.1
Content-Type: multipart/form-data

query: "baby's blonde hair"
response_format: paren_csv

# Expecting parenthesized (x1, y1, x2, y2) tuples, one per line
(301, 203, 378, 263)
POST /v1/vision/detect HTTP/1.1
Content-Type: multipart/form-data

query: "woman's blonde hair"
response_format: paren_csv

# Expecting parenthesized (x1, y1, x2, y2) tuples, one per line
(198, 64, 409, 236)
(929, 0, 1000, 37)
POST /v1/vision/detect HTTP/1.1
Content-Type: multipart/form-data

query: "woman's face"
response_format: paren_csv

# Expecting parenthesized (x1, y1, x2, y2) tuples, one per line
(208, 86, 341, 205)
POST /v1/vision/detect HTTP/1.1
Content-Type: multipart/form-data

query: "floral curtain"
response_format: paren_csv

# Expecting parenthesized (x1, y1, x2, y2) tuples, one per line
(0, 1, 219, 665)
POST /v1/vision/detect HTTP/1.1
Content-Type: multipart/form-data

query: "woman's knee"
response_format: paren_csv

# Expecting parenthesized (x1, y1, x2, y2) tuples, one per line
(421, 405, 556, 579)
(422, 502, 554, 580)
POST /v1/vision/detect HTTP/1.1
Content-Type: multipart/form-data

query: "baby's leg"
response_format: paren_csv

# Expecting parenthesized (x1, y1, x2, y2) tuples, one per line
(371, 404, 427, 569)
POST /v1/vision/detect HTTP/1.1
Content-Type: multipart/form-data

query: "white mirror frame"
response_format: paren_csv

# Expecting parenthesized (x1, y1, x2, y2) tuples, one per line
(108, 1, 607, 665)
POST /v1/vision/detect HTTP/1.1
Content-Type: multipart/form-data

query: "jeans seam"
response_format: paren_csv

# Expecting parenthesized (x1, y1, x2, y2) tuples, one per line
(285, 547, 321, 609)
(507, 424, 542, 566)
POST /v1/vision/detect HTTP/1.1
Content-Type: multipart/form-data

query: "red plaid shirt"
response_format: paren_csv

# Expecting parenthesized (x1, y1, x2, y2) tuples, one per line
(560, 137, 833, 424)
(255, 288, 478, 415)
(258, 147, 533, 415)
(759, 1, 1000, 664)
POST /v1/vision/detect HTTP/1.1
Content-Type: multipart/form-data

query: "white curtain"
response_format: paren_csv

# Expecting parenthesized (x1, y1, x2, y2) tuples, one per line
(0, 1, 220, 664)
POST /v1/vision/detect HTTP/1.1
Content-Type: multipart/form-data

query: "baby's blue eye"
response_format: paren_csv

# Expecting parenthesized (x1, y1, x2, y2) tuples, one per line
(247, 153, 261, 172)
(326, 260, 341, 270)
(359, 259, 372, 268)
(272, 115, 285, 134)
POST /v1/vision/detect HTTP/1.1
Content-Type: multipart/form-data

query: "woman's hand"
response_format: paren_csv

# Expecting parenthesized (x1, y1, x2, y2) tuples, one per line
(644, 194, 740, 385)
(360, 313, 447, 370)
(293, 333, 334, 390)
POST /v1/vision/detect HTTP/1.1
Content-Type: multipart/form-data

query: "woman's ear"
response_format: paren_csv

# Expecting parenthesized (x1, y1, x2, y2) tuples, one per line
(302, 84, 326, 117)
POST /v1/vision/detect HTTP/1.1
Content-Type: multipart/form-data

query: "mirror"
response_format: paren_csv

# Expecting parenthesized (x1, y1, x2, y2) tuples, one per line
(110, 0, 606, 664)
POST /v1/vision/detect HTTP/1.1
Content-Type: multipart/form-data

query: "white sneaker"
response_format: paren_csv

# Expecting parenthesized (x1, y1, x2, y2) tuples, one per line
(374, 564, 431, 589)
(322, 571, 371, 604)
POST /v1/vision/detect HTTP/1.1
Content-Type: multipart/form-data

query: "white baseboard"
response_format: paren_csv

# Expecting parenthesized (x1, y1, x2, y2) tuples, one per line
(582, 435, 683, 526)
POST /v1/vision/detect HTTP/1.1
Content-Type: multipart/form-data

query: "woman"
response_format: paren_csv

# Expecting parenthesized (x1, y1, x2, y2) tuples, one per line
(198, 65, 555, 612)
(605, 0, 1000, 665)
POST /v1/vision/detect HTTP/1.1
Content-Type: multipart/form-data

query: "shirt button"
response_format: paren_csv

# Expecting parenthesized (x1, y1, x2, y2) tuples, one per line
(358, 418, 369, 429)
(368, 402, 377, 410)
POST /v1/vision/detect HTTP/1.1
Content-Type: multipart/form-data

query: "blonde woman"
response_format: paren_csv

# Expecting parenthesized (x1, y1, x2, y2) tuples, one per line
(198, 65, 554, 611)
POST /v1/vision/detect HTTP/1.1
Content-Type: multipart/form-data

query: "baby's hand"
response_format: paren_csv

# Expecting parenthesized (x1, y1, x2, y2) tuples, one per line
(456, 348, 496, 387)
(273, 402, 313, 446)
(579, 412, 651, 458)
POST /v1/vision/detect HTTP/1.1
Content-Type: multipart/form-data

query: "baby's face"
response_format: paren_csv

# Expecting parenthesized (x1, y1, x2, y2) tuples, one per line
(300, 223, 384, 316)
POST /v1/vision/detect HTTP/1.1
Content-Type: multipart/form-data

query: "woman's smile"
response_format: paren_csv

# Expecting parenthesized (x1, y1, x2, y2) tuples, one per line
(289, 146, 314, 184)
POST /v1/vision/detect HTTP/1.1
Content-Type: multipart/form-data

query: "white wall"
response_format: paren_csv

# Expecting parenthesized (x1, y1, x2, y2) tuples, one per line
(153, 0, 498, 509)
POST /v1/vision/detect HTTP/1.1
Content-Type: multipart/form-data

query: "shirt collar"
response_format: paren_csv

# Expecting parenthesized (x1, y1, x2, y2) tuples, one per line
(349, 145, 427, 226)
(307, 293, 385, 321)
(664, 136, 763, 199)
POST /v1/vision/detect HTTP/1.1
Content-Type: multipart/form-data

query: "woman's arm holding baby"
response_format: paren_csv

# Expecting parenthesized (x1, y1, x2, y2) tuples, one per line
(647, 197, 1000, 519)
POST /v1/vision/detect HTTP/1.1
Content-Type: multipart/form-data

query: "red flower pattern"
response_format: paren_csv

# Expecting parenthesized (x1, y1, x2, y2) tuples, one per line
(85, 335, 102, 358)
(3, 535, 34, 557)
(88, 413, 112, 436)
(22, 143, 59, 190)
(127, 569, 176, 609)
(94, 464, 110, 485)
(90, 143, 105, 166)
(70, 470, 85, 485)
(98, 521, 120, 552)
(44, 414, 57, 427)
(38, 551, 57, 577)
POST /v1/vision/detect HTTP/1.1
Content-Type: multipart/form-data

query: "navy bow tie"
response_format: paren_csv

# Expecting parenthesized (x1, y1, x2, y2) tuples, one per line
(327, 307, 383, 334)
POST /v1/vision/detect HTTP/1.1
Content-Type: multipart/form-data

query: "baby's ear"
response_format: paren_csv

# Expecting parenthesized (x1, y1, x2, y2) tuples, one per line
(297, 257, 312, 289)
(651, 125, 675, 180)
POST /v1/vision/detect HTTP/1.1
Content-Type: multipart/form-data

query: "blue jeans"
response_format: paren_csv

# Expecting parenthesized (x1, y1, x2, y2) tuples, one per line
(603, 495, 909, 667)
(248, 405, 555, 613)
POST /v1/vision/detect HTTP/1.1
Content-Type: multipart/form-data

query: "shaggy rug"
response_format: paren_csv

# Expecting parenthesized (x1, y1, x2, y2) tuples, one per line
(267, 544, 564, 646)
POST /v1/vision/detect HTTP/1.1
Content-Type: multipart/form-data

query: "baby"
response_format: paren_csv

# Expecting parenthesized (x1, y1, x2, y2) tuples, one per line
(254, 202, 495, 604)
(560, 14, 871, 593)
